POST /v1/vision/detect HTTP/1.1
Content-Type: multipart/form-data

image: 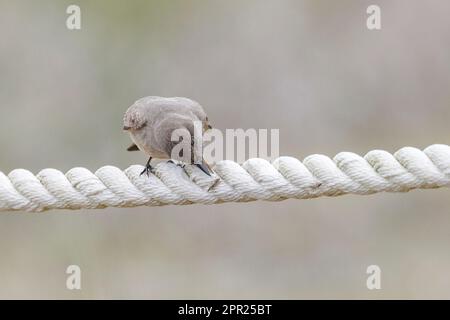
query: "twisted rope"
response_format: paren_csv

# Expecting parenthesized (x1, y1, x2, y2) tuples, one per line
(1, 144, 449, 212)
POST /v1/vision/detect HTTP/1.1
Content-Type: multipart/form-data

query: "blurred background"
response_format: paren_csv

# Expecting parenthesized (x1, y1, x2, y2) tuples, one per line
(0, 0, 449, 299)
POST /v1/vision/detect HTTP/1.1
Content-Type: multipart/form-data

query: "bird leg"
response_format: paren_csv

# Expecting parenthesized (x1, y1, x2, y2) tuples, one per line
(140, 157, 153, 176)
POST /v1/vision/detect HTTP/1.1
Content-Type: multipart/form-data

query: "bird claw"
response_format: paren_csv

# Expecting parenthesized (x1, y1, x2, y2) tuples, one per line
(140, 164, 154, 177)
(167, 160, 185, 168)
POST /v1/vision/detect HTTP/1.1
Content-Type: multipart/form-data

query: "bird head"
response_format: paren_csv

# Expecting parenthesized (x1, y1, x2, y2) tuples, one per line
(123, 106, 147, 131)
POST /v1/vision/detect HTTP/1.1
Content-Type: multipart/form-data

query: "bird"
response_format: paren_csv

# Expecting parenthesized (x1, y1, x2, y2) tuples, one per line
(123, 96, 213, 176)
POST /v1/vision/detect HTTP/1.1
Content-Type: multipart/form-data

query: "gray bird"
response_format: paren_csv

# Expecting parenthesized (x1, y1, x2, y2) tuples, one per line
(123, 96, 213, 176)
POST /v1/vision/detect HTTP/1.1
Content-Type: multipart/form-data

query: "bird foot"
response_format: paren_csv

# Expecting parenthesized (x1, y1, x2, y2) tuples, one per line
(167, 160, 185, 168)
(140, 164, 154, 177)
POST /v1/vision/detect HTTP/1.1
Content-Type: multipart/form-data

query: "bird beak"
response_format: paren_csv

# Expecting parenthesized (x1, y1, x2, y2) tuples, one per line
(123, 126, 131, 131)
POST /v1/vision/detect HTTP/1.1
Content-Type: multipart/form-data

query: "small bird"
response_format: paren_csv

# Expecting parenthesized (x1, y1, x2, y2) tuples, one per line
(123, 96, 213, 176)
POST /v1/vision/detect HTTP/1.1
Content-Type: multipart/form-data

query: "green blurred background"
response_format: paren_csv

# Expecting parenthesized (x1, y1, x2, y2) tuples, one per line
(0, 0, 449, 299)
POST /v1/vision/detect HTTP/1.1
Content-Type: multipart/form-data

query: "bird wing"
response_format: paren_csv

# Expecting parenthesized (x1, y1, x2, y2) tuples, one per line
(127, 143, 140, 151)
(158, 119, 213, 176)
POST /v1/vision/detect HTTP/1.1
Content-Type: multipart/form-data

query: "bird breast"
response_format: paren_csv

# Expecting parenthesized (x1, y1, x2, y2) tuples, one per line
(129, 130, 169, 159)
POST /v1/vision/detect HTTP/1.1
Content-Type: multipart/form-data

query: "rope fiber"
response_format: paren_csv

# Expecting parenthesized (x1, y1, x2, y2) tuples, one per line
(1, 144, 449, 212)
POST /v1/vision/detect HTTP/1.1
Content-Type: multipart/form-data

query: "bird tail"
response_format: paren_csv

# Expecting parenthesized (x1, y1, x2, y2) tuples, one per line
(195, 160, 212, 176)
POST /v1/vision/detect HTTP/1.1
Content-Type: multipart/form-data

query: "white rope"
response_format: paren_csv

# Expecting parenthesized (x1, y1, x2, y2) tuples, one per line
(1, 144, 449, 212)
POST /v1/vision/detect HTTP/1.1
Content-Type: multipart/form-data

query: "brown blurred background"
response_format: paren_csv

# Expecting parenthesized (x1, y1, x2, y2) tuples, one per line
(0, 0, 449, 299)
